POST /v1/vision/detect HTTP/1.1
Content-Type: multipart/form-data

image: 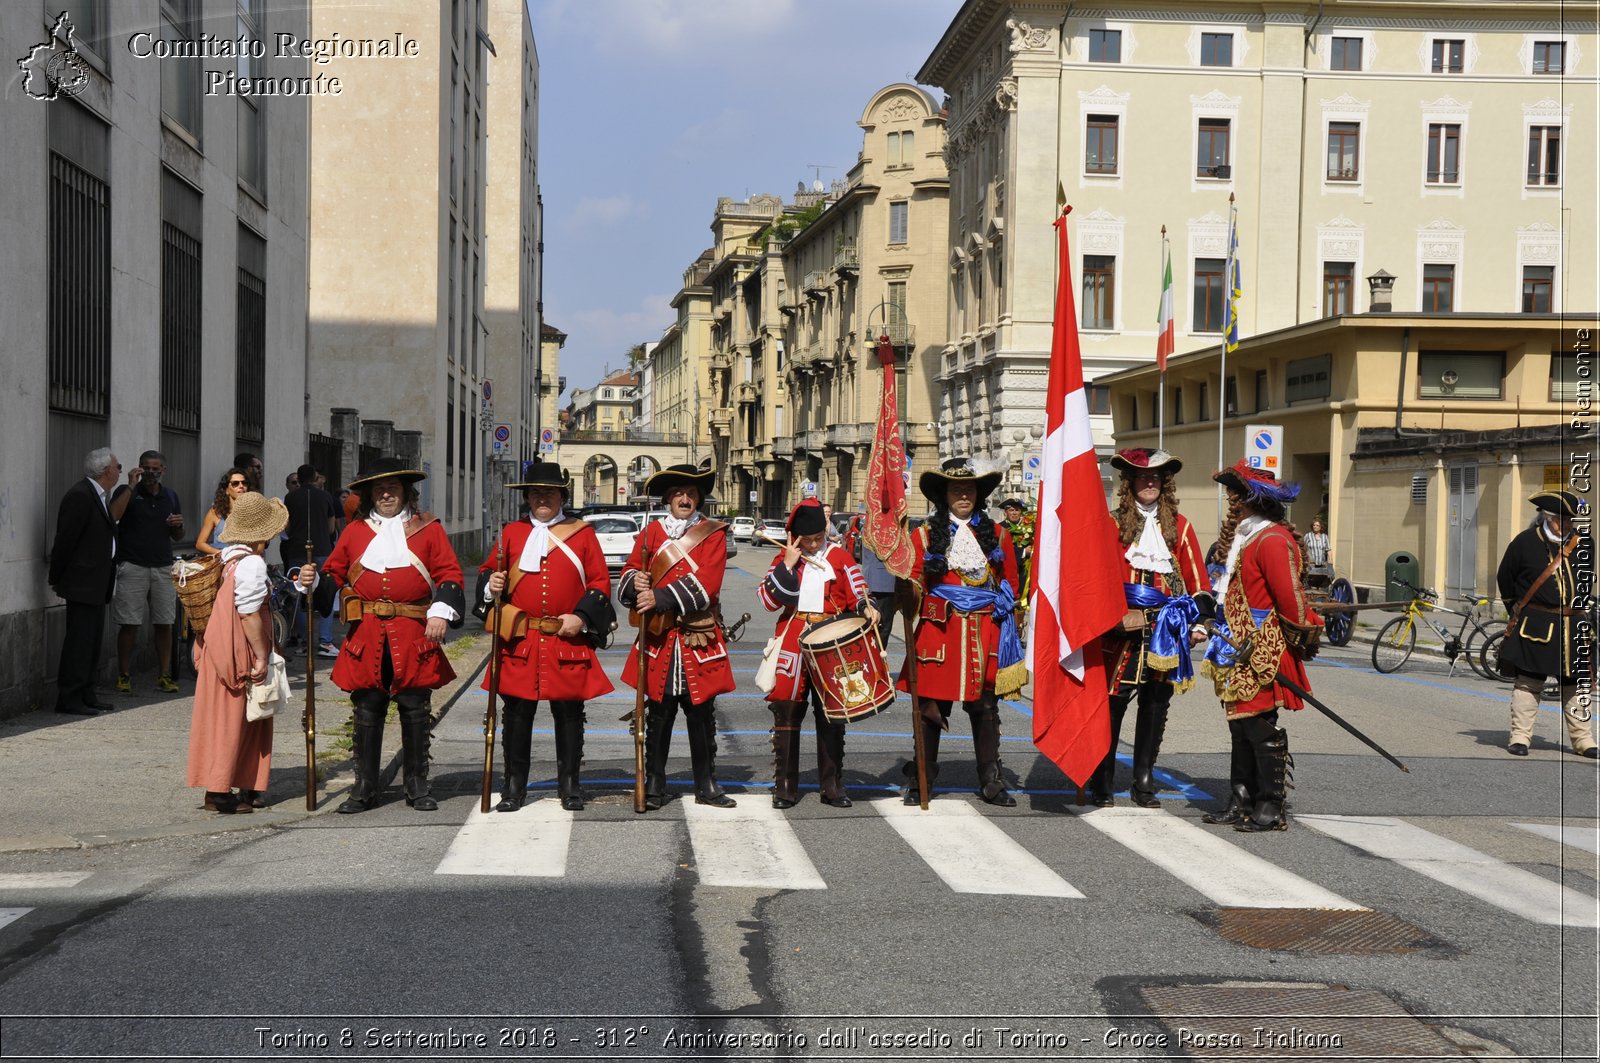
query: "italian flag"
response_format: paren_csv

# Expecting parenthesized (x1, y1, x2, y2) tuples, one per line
(1156, 238, 1175, 372)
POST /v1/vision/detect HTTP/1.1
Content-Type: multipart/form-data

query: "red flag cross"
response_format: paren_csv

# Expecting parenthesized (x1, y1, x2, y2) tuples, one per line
(862, 333, 915, 577)
(1027, 208, 1129, 787)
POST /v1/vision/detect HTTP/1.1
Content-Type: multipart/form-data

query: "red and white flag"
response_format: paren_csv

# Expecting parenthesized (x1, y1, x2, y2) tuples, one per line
(1155, 235, 1175, 372)
(1028, 207, 1129, 787)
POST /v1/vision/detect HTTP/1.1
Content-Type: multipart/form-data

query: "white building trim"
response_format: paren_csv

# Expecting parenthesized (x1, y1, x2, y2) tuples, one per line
(1319, 93, 1371, 196)
(1516, 221, 1562, 314)
(1418, 95, 1471, 198)
(1078, 84, 1131, 191)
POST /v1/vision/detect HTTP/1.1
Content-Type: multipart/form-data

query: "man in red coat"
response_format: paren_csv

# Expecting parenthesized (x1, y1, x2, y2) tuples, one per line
(758, 499, 878, 809)
(297, 458, 466, 814)
(617, 463, 737, 810)
(897, 458, 1024, 807)
(1089, 449, 1214, 807)
(1200, 460, 1323, 833)
(479, 463, 614, 812)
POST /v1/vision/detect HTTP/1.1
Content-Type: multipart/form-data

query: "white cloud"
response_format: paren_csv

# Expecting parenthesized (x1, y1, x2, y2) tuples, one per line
(538, 0, 797, 57)
(551, 291, 677, 394)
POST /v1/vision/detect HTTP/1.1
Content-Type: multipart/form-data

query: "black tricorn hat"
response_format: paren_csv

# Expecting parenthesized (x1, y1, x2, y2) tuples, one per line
(347, 456, 426, 491)
(508, 461, 572, 498)
(787, 498, 827, 535)
(645, 463, 715, 500)
(1529, 490, 1584, 518)
(920, 456, 1002, 506)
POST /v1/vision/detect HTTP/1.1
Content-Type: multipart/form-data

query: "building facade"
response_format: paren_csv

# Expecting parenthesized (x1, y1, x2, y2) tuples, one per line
(920, 0, 1596, 491)
(1, 0, 311, 713)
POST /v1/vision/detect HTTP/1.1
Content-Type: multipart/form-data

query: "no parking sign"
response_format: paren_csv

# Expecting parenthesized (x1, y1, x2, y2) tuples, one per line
(1245, 423, 1283, 472)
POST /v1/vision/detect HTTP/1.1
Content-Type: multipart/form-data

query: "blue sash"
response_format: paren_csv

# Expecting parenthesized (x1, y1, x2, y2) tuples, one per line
(930, 582, 1024, 676)
(1204, 607, 1273, 671)
(1124, 583, 1200, 686)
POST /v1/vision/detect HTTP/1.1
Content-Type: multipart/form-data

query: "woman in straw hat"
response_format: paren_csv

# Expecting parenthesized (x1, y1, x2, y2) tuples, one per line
(186, 491, 286, 814)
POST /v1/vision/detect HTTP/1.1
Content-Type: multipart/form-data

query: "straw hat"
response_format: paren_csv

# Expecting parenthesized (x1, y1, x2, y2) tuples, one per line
(218, 492, 290, 544)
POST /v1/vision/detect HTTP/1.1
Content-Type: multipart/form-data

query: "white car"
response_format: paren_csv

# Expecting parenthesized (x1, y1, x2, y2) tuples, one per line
(730, 516, 756, 542)
(585, 516, 639, 572)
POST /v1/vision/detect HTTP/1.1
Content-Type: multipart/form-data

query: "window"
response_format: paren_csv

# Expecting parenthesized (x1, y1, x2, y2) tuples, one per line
(1127, 396, 1139, 431)
(1286, 354, 1332, 404)
(1522, 266, 1553, 313)
(1254, 369, 1268, 412)
(1326, 122, 1360, 180)
(1085, 115, 1119, 174)
(1533, 41, 1565, 74)
(1426, 124, 1460, 184)
(58, 0, 105, 61)
(160, 170, 202, 435)
(1089, 28, 1121, 63)
(235, 227, 266, 445)
(160, 0, 202, 137)
(1200, 33, 1233, 67)
(1088, 384, 1111, 415)
(1224, 376, 1238, 416)
(1173, 387, 1185, 425)
(887, 281, 908, 344)
(1419, 351, 1503, 399)
(886, 130, 915, 168)
(602, 387, 612, 399)
(888, 200, 908, 244)
(237, 0, 265, 194)
(1431, 39, 1464, 73)
(1197, 119, 1230, 177)
(1422, 264, 1454, 312)
(1552, 352, 1581, 401)
(1330, 36, 1362, 71)
(1323, 262, 1355, 316)
(1198, 381, 1211, 421)
(1527, 126, 1560, 187)
(1082, 255, 1115, 330)
(1193, 258, 1226, 331)
(48, 102, 111, 422)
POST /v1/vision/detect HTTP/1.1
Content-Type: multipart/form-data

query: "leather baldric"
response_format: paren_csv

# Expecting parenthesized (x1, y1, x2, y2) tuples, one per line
(632, 518, 728, 638)
(1506, 533, 1580, 634)
(487, 519, 591, 641)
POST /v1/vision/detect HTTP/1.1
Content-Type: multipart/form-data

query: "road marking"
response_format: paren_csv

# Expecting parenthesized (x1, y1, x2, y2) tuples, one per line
(0, 873, 93, 889)
(1512, 822, 1600, 854)
(872, 798, 1084, 898)
(1077, 807, 1364, 910)
(683, 801, 826, 890)
(1301, 815, 1600, 927)
(0, 909, 32, 932)
(434, 802, 573, 878)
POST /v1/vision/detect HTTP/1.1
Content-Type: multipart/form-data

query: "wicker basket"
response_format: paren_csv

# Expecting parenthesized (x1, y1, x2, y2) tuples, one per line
(171, 556, 222, 638)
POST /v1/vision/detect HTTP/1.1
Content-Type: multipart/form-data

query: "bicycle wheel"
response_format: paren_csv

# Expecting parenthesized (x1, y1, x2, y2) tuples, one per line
(1463, 622, 1496, 680)
(1371, 615, 1417, 673)
(1478, 630, 1516, 685)
(1323, 578, 1355, 647)
(271, 609, 289, 652)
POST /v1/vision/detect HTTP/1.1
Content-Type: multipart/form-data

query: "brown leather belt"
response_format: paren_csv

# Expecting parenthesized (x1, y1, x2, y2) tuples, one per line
(792, 611, 832, 624)
(342, 597, 430, 622)
(531, 615, 565, 635)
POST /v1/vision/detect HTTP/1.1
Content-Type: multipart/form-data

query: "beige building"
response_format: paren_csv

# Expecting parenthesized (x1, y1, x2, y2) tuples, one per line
(1, 0, 311, 712)
(308, 0, 541, 550)
(777, 84, 950, 514)
(653, 251, 715, 467)
(920, 0, 1596, 483)
(1103, 314, 1597, 600)
(538, 322, 567, 450)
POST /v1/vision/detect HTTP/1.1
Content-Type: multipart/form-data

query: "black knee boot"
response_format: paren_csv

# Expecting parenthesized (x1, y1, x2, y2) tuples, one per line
(643, 698, 678, 811)
(338, 694, 388, 814)
(1203, 718, 1259, 825)
(1130, 682, 1173, 808)
(397, 698, 438, 811)
(1236, 716, 1291, 833)
(1089, 694, 1132, 806)
(814, 705, 851, 808)
(901, 699, 945, 805)
(551, 701, 586, 811)
(686, 701, 735, 807)
(497, 698, 536, 812)
(970, 695, 1017, 807)
(770, 700, 805, 809)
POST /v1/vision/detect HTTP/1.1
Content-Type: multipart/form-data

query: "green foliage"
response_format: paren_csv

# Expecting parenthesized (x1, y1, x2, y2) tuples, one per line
(755, 199, 828, 251)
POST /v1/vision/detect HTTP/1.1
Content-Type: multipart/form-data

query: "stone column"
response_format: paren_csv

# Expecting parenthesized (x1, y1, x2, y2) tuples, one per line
(362, 418, 395, 458)
(330, 407, 359, 488)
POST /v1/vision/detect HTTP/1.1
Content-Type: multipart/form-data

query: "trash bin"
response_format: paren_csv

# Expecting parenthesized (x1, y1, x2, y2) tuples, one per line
(1384, 552, 1420, 610)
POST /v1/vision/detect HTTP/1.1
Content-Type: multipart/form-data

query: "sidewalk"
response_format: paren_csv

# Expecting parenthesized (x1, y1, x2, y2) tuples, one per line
(0, 635, 490, 854)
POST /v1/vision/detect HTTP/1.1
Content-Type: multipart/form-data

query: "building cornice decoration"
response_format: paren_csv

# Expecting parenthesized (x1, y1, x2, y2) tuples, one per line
(1420, 95, 1472, 117)
(1190, 89, 1243, 116)
(1317, 215, 1365, 261)
(1188, 212, 1228, 257)
(1416, 218, 1466, 262)
(1523, 98, 1573, 120)
(1082, 9, 1263, 25)
(1517, 221, 1562, 266)
(1319, 93, 1372, 115)
(995, 77, 1018, 112)
(880, 96, 922, 123)
(1078, 84, 1131, 110)
(1077, 208, 1125, 256)
(1006, 18, 1052, 53)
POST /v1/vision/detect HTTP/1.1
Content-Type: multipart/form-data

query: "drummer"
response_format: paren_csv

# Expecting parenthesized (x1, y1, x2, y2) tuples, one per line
(758, 499, 880, 809)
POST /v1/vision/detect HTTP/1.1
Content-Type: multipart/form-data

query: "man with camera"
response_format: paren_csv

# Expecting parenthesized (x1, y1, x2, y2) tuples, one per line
(112, 450, 185, 695)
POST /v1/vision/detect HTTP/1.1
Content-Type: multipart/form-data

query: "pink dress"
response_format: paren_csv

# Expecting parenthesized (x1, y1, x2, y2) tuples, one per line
(185, 557, 273, 792)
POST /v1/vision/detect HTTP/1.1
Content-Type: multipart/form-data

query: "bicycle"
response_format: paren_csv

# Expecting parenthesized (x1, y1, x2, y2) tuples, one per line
(1370, 577, 1499, 678)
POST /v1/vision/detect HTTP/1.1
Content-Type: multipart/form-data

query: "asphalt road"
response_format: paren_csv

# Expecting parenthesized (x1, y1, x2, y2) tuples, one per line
(0, 541, 1595, 1062)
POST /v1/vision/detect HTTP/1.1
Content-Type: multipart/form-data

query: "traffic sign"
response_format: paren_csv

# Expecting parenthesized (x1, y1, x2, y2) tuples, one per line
(902, 469, 912, 489)
(801, 480, 818, 497)
(491, 423, 511, 454)
(748, 490, 758, 502)
(617, 484, 629, 500)
(1026, 456, 1041, 470)
(541, 428, 554, 444)
(1245, 423, 1283, 472)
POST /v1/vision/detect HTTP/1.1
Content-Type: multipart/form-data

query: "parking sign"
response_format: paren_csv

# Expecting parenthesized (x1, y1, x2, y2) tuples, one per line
(1245, 424, 1283, 471)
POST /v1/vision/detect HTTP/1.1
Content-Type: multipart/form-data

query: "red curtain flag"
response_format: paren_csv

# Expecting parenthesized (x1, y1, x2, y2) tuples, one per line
(862, 334, 915, 577)
(1028, 208, 1129, 787)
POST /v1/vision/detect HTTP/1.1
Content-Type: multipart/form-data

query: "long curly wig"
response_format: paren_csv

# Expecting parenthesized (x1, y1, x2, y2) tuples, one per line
(1213, 492, 1302, 577)
(1113, 474, 1181, 548)
(923, 506, 1003, 586)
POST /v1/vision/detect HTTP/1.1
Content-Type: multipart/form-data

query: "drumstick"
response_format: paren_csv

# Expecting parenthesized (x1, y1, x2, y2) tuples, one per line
(756, 531, 830, 571)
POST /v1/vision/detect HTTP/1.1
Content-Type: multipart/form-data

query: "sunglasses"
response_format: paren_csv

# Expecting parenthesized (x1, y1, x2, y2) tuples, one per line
(228, 479, 248, 487)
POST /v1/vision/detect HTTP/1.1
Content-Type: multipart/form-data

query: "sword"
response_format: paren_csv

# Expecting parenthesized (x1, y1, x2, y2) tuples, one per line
(1205, 622, 1410, 774)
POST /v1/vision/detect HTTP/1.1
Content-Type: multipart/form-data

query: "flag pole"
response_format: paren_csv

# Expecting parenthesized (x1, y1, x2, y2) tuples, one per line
(1157, 225, 1168, 450)
(1217, 194, 1236, 528)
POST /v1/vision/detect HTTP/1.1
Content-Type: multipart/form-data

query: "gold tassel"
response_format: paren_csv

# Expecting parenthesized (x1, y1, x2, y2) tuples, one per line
(995, 660, 1030, 699)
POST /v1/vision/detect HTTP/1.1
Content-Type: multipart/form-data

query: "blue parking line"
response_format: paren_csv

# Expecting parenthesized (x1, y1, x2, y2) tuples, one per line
(1315, 656, 1511, 702)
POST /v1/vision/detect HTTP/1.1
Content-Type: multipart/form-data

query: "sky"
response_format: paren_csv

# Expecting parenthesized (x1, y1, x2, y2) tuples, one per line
(529, 0, 966, 401)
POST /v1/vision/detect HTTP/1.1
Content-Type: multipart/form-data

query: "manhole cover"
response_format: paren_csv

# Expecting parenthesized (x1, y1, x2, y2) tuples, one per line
(1139, 983, 1469, 1059)
(1203, 907, 1447, 955)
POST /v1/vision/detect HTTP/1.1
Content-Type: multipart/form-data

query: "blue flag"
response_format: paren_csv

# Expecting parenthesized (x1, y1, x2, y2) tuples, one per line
(1224, 205, 1241, 353)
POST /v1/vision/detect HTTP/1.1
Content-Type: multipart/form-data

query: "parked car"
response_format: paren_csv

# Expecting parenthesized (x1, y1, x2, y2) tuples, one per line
(730, 516, 756, 542)
(585, 516, 639, 572)
(757, 518, 788, 544)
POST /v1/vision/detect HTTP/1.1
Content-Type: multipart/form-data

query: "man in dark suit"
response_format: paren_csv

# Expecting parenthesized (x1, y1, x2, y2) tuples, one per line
(49, 447, 126, 714)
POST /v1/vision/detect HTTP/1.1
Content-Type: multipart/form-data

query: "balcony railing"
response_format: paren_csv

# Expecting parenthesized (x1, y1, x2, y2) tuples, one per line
(884, 321, 914, 348)
(710, 351, 734, 371)
(803, 270, 830, 295)
(832, 242, 859, 275)
(709, 407, 733, 434)
(772, 438, 793, 458)
(827, 423, 861, 448)
(735, 381, 758, 404)
(560, 428, 689, 444)
(797, 429, 828, 451)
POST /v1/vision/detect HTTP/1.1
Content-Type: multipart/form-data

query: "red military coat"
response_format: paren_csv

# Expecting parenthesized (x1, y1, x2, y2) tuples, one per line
(895, 521, 1020, 703)
(479, 518, 615, 702)
(618, 519, 737, 704)
(757, 544, 868, 703)
(1105, 511, 1213, 692)
(323, 515, 462, 695)
(1210, 522, 1321, 718)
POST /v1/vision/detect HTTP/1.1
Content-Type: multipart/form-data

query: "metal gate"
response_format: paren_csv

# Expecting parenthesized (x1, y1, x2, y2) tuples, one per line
(1446, 463, 1479, 599)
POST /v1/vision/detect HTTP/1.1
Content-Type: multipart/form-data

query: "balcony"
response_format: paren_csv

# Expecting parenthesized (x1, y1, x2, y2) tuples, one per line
(884, 321, 915, 348)
(710, 351, 734, 371)
(731, 445, 755, 466)
(803, 270, 830, 296)
(709, 407, 733, 435)
(798, 429, 828, 452)
(735, 381, 758, 404)
(827, 423, 862, 449)
(778, 300, 801, 317)
(773, 438, 794, 459)
(832, 241, 859, 276)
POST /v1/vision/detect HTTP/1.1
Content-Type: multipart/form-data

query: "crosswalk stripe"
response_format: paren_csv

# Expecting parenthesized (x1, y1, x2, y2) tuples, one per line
(0, 873, 93, 889)
(1076, 807, 1364, 910)
(0, 909, 32, 931)
(682, 801, 826, 890)
(434, 802, 574, 878)
(872, 798, 1084, 898)
(1300, 815, 1600, 927)
(1512, 823, 1600, 854)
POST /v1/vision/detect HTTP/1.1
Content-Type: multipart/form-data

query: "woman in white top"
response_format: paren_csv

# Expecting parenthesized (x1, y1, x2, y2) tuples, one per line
(1302, 518, 1331, 568)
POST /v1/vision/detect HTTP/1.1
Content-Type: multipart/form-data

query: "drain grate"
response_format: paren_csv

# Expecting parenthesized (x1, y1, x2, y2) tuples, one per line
(1203, 907, 1447, 955)
(1139, 983, 1470, 1059)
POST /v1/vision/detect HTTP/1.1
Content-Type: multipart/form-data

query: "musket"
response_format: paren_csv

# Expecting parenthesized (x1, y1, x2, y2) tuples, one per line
(1205, 623, 1409, 773)
(481, 540, 508, 813)
(629, 569, 652, 814)
(900, 575, 930, 811)
(302, 543, 316, 811)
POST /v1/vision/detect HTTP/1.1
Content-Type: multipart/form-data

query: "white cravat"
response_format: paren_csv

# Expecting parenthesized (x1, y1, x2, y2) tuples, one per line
(796, 549, 830, 612)
(1215, 515, 1270, 599)
(518, 514, 563, 572)
(1124, 501, 1174, 574)
(661, 512, 701, 540)
(359, 508, 413, 572)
